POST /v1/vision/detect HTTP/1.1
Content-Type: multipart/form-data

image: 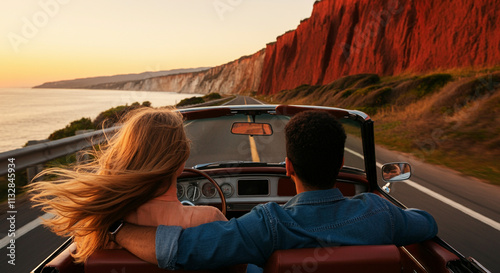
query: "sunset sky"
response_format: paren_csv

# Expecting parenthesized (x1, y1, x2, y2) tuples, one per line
(0, 0, 316, 88)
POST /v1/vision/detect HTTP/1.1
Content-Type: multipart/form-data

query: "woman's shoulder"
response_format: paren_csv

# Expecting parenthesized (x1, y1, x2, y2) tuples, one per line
(184, 205, 228, 223)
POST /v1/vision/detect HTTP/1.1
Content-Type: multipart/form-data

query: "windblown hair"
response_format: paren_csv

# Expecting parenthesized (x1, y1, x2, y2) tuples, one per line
(29, 107, 190, 263)
(285, 110, 346, 190)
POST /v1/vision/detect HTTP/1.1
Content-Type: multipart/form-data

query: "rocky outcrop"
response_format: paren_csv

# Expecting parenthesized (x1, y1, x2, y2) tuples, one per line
(259, 0, 500, 94)
(90, 49, 265, 94)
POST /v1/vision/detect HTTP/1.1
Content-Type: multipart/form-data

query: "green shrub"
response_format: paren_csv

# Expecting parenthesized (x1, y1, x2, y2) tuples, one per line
(341, 89, 355, 98)
(49, 117, 94, 140)
(372, 87, 393, 106)
(203, 93, 222, 100)
(176, 96, 205, 107)
(92, 103, 148, 129)
(328, 74, 380, 90)
(412, 74, 453, 98)
(355, 85, 382, 96)
(93, 105, 128, 129)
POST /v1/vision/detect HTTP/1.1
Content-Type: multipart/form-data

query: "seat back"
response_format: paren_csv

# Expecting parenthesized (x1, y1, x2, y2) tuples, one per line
(263, 245, 401, 273)
(86, 249, 212, 273)
(86, 249, 247, 273)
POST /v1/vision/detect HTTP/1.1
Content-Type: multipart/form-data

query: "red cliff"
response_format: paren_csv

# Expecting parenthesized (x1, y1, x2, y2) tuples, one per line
(259, 0, 500, 94)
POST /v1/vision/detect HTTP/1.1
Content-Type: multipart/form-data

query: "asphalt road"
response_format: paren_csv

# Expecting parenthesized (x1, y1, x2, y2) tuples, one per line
(1, 96, 498, 272)
(185, 96, 287, 167)
(376, 145, 500, 272)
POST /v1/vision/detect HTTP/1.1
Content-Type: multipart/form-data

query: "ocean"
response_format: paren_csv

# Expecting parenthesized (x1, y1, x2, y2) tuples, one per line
(0, 88, 201, 153)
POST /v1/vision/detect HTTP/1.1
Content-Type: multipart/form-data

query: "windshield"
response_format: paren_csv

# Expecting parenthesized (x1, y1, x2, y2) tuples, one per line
(184, 113, 365, 172)
(185, 114, 289, 167)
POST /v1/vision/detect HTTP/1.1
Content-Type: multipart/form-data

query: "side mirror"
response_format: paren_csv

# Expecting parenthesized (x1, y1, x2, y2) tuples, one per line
(231, 122, 273, 136)
(382, 162, 411, 182)
(381, 163, 411, 194)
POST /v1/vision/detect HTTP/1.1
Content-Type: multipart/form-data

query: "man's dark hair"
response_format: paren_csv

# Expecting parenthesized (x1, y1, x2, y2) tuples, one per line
(285, 110, 346, 190)
(384, 164, 399, 173)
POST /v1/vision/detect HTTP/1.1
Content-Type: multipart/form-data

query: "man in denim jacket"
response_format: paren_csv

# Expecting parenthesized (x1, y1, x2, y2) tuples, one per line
(115, 111, 438, 270)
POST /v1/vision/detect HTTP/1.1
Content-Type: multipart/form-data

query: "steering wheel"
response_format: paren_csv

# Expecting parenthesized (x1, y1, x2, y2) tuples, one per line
(182, 168, 227, 216)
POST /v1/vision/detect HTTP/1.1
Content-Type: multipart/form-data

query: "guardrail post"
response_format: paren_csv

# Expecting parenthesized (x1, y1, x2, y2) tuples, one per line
(75, 130, 95, 165)
(25, 140, 49, 184)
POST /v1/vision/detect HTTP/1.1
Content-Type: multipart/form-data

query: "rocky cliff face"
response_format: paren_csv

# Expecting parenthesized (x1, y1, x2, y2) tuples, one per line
(259, 0, 500, 94)
(91, 49, 265, 94)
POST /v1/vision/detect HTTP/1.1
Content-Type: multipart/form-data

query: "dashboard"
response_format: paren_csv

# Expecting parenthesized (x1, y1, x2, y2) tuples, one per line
(177, 175, 293, 211)
(176, 169, 369, 212)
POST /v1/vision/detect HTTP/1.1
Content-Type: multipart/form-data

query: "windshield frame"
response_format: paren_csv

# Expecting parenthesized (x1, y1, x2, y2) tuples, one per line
(178, 104, 377, 189)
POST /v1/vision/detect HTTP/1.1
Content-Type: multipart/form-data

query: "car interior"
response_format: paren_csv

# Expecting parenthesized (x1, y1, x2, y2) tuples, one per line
(34, 105, 462, 273)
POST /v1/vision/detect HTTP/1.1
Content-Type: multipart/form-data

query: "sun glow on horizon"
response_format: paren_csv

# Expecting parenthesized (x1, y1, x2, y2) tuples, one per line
(0, 0, 316, 88)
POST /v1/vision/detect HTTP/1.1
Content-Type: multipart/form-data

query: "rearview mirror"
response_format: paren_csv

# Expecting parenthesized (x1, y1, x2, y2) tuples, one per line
(382, 162, 411, 182)
(231, 122, 273, 136)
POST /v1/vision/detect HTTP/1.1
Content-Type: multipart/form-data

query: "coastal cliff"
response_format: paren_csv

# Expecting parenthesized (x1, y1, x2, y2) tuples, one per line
(89, 49, 265, 94)
(33, 68, 210, 89)
(259, 0, 500, 94)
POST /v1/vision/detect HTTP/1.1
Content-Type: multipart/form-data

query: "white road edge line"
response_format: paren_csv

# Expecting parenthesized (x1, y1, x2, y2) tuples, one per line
(344, 147, 500, 232)
(222, 96, 238, 105)
(252, 97, 266, 105)
(1, 213, 53, 249)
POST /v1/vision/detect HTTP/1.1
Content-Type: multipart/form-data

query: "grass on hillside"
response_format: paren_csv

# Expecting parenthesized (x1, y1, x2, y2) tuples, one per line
(258, 67, 500, 185)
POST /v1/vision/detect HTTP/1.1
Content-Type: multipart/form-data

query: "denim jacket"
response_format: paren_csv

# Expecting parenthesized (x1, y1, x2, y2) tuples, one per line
(156, 188, 438, 270)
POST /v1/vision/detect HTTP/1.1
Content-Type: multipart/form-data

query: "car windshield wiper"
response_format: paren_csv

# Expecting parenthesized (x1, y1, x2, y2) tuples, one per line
(192, 161, 285, 170)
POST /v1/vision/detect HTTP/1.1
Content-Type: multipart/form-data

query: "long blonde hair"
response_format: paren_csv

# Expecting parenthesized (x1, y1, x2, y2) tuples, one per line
(29, 107, 190, 263)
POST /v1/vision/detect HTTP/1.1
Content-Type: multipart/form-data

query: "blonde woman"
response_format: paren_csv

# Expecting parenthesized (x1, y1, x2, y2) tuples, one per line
(29, 107, 226, 264)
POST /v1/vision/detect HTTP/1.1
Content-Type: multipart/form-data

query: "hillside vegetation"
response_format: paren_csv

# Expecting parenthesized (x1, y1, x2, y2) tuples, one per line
(258, 67, 500, 185)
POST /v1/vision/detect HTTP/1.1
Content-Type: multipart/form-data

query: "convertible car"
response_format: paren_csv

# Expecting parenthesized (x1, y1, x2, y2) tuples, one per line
(32, 104, 489, 273)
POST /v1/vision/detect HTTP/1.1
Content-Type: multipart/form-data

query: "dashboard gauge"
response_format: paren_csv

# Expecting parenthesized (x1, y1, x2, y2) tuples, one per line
(221, 183, 234, 198)
(202, 182, 217, 198)
(176, 184, 185, 199)
(186, 184, 201, 202)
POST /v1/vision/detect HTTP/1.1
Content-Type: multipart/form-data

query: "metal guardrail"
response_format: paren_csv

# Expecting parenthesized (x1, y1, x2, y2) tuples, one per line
(0, 127, 118, 176)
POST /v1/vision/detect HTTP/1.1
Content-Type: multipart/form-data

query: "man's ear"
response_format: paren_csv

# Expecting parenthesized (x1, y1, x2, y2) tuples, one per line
(285, 157, 295, 177)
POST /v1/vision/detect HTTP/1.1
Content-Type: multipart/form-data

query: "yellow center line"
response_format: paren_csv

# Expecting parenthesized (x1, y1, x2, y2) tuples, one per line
(247, 116, 260, 162)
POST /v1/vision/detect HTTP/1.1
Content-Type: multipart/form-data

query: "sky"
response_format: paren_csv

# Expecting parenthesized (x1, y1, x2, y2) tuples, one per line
(0, 0, 317, 88)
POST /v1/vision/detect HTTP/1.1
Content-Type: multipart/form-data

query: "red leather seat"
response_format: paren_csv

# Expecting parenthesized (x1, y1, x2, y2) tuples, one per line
(263, 245, 402, 273)
(86, 249, 215, 273)
(45, 243, 400, 273)
(85, 249, 247, 273)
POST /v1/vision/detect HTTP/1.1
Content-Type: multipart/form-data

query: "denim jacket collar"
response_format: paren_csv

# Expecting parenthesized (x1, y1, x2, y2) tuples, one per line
(283, 188, 345, 208)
